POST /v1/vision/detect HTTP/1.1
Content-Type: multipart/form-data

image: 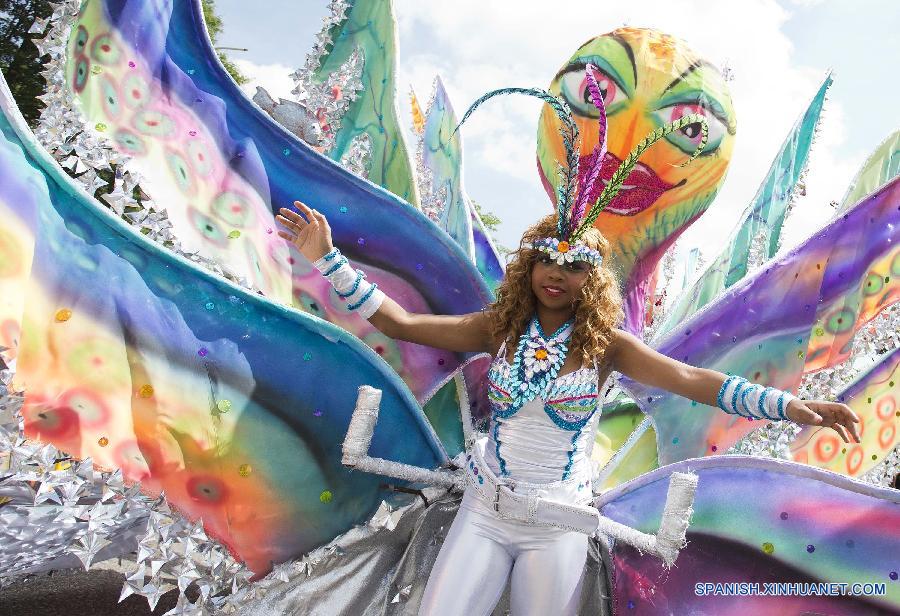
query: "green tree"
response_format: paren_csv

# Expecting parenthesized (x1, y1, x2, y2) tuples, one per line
(472, 200, 502, 233)
(201, 0, 248, 85)
(0, 0, 53, 126)
(471, 200, 510, 253)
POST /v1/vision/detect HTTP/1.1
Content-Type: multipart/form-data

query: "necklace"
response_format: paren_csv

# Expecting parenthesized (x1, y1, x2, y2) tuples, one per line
(509, 315, 574, 403)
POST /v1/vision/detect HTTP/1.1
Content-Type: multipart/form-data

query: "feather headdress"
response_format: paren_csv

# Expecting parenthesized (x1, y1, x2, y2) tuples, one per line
(454, 65, 709, 266)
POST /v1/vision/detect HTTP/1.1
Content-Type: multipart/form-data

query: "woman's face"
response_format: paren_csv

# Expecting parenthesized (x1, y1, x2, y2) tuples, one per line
(530, 254, 592, 312)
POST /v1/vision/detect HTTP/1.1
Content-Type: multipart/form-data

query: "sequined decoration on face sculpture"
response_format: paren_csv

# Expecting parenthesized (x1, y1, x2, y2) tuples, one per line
(537, 27, 736, 282)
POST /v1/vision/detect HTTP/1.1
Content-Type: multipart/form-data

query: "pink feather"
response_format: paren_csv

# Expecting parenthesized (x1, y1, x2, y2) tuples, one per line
(571, 64, 609, 227)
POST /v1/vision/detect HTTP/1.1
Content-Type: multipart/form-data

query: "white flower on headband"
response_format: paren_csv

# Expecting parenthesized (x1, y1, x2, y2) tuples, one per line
(523, 237, 603, 267)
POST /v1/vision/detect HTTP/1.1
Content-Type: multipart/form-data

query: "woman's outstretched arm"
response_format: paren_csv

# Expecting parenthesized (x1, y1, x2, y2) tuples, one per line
(277, 201, 495, 354)
(367, 297, 493, 353)
(610, 328, 862, 444)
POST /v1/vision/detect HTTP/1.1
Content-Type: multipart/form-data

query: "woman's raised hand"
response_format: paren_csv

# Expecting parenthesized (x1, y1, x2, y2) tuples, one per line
(276, 201, 334, 262)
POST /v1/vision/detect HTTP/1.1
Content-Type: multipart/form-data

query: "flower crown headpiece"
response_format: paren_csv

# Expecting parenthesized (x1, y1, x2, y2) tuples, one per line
(453, 65, 709, 266)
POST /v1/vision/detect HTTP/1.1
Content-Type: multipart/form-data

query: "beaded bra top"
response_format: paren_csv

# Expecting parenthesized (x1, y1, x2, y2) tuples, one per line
(486, 317, 600, 431)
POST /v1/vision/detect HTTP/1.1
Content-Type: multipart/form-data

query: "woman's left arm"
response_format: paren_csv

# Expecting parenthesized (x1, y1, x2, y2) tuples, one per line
(610, 329, 861, 444)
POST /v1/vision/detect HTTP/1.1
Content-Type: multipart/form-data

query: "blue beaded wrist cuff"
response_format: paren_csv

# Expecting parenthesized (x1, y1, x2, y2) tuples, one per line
(336, 270, 365, 298)
(731, 379, 748, 417)
(777, 392, 789, 420)
(323, 256, 348, 277)
(716, 375, 738, 412)
(347, 283, 379, 311)
(717, 375, 794, 421)
(757, 386, 775, 420)
(739, 385, 753, 419)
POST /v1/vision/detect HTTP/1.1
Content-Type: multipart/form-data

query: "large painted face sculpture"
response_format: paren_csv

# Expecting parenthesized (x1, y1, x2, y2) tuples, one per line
(538, 27, 736, 286)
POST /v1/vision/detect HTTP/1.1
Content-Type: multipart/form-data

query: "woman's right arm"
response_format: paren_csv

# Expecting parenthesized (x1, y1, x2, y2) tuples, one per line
(277, 201, 496, 355)
(368, 298, 493, 353)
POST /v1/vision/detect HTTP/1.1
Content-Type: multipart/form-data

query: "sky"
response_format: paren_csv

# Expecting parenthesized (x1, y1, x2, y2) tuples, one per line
(216, 0, 900, 266)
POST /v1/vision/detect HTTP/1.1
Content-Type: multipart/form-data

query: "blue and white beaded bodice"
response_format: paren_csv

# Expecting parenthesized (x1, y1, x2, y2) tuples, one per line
(483, 319, 602, 483)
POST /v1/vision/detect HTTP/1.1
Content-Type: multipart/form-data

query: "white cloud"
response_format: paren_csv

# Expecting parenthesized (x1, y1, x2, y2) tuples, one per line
(392, 0, 863, 254)
(232, 59, 296, 101)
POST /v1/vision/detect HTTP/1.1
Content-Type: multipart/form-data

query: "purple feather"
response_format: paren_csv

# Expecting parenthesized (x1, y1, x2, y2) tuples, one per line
(571, 64, 608, 228)
(585, 63, 608, 146)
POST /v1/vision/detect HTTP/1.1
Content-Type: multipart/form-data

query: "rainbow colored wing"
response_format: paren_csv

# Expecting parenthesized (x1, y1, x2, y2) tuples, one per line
(421, 76, 475, 261)
(0, 71, 445, 574)
(65, 0, 493, 428)
(416, 75, 504, 290)
(598, 457, 900, 614)
(305, 0, 419, 206)
(618, 177, 900, 465)
(470, 201, 505, 292)
(839, 130, 900, 214)
(803, 244, 898, 373)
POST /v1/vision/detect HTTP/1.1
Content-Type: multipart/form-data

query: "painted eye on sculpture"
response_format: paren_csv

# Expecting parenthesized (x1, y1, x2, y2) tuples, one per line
(558, 66, 628, 117)
(653, 102, 727, 155)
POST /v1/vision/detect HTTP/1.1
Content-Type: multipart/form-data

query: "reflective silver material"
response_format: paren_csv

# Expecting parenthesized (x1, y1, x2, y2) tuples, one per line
(289, 0, 364, 156)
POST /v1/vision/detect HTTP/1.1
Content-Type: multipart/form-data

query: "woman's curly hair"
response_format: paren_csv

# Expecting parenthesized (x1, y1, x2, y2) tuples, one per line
(487, 214, 624, 365)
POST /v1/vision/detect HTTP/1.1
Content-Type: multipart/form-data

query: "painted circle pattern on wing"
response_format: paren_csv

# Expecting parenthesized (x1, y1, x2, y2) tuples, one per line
(165, 148, 197, 196)
(73, 55, 91, 93)
(211, 190, 254, 228)
(186, 475, 229, 505)
(295, 290, 326, 319)
(114, 128, 147, 157)
(113, 439, 154, 481)
(60, 387, 111, 428)
(362, 330, 404, 374)
(133, 109, 177, 139)
(188, 206, 229, 248)
(824, 307, 856, 335)
(23, 398, 80, 441)
(89, 32, 121, 66)
(67, 337, 131, 391)
(186, 138, 214, 176)
(845, 445, 864, 475)
(73, 25, 89, 54)
(122, 73, 150, 110)
(813, 433, 839, 464)
(98, 74, 123, 120)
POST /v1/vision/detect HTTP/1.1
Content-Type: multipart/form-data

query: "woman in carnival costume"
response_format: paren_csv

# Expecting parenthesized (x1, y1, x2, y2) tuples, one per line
(274, 67, 861, 616)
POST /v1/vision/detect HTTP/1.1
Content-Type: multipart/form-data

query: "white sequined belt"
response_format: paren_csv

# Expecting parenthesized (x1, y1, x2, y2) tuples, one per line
(462, 437, 600, 535)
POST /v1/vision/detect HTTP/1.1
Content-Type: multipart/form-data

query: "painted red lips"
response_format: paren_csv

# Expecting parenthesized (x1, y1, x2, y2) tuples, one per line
(538, 151, 678, 217)
(592, 151, 677, 216)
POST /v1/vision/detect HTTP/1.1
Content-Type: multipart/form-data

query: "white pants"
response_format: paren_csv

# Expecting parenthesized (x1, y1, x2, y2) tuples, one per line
(418, 489, 588, 616)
